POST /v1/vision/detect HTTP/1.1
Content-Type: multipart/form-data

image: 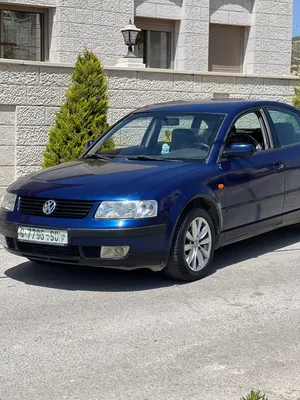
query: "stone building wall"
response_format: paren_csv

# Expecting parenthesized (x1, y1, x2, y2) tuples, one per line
(1, 0, 294, 76)
(0, 59, 297, 197)
(248, 0, 293, 75)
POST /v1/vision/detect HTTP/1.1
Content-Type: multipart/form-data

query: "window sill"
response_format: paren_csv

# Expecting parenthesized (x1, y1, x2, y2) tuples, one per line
(0, 58, 74, 69)
(108, 66, 298, 80)
(0, 58, 297, 81)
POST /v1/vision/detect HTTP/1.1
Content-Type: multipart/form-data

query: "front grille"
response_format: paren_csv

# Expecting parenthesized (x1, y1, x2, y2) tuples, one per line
(17, 242, 80, 258)
(6, 237, 15, 250)
(19, 197, 94, 219)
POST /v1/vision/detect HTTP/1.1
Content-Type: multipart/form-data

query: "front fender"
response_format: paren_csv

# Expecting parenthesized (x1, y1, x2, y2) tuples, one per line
(142, 166, 224, 248)
(170, 185, 223, 231)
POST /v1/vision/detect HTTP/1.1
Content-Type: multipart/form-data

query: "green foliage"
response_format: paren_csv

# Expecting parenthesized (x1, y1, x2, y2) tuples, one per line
(241, 390, 268, 400)
(292, 36, 300, 75)
(42, 49, 114, 168)
(293, 86, 300, 109)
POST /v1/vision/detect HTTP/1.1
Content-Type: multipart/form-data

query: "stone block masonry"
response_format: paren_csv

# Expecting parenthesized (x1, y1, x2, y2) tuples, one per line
(0, 59, 298, 192)
(0, 105, 16, 198)
(2, 0, 293, 76)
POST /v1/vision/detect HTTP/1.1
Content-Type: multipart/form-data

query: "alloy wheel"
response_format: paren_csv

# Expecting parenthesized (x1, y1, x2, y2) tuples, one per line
(184, 217, 212, 272)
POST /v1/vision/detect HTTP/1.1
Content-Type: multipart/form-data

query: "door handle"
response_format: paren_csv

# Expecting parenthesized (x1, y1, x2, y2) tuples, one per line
(273, 162, 285, 171)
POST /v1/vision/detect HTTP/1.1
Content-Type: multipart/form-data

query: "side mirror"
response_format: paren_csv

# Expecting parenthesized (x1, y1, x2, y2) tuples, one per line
(85, 140, 95, 150)
(227, 143, 255, 158)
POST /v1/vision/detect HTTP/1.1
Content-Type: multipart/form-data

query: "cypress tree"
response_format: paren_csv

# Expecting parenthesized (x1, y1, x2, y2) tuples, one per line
(42, 49, 114, 168)
(293, 86, 300, 109)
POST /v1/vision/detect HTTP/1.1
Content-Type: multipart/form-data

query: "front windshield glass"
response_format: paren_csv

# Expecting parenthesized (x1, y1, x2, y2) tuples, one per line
(85, 112, 226, 162)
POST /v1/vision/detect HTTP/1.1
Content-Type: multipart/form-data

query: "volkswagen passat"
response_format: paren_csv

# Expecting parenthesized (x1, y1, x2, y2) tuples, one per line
(1, 100, 300, 281)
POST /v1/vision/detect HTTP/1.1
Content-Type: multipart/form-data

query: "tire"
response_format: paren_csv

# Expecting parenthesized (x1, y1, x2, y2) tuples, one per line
(164, 207, 216, 282)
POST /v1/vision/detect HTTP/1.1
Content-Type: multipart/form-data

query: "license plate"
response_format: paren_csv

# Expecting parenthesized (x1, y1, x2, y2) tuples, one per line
(17, 226, 68, 246)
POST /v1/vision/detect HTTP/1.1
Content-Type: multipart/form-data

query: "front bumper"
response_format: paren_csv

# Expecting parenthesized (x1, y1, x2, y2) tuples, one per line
(0, 220, 169, 271)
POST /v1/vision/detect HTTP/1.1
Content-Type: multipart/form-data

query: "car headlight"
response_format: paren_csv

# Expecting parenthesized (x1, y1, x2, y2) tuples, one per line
(95, 200, 158, 219)
(1, 192, 17, 212)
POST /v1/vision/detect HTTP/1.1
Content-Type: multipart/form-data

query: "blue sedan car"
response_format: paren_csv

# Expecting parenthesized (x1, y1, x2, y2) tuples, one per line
(1, 99, 300, 281)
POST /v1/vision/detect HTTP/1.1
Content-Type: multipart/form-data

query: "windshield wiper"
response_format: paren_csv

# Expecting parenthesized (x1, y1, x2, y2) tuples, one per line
(127, 155, 182, 162)
(83, 154, 112, 161)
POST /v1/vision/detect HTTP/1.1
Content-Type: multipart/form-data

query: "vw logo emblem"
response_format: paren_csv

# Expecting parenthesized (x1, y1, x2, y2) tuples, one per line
(43, 200, 56, 215)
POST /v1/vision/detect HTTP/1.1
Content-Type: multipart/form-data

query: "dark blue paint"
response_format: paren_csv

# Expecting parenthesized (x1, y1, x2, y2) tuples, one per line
(2, 99, 300, 270)
(227, 143, 255, 157)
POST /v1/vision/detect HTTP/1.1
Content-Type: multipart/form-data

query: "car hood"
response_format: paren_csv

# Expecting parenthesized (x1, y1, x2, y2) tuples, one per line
(9, 158, 203, 200)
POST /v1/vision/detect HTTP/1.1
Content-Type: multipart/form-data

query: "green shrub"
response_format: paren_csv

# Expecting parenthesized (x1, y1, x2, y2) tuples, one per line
(293, 86, 300, 109)
(42, 49, 114, 168)
(241, 390, 268, 400)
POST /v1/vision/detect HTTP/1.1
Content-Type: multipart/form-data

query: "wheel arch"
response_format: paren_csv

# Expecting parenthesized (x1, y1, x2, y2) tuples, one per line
(170, 195, 223, 246)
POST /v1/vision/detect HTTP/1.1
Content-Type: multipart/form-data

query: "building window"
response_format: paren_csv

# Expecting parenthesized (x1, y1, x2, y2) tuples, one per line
(209, 24, 245, 73)
(0, 7, 46, 61)
(134, 17, 174, 69)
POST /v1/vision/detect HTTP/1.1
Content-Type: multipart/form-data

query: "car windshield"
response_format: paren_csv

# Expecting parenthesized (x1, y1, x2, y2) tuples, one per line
(84, 111, 226, 162)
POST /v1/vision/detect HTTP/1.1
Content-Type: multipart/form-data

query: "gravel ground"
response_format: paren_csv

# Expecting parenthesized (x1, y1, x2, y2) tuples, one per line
(1, 225, 300, 400)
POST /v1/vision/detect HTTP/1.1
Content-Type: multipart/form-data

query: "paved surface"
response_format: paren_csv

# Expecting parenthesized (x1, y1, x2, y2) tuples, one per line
(1, 226, 300, 400)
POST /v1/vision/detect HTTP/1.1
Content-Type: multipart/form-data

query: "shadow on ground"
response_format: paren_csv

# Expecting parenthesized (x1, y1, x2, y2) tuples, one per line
(5, 225, 300, 292)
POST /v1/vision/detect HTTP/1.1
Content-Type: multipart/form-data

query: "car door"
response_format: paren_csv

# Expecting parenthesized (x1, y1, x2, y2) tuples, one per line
(265, 106, 300, 225)
(219, 109, 285, 243)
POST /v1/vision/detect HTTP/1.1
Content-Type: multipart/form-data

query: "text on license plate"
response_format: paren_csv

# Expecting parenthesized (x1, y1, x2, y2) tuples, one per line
(17, 226, 68, 246)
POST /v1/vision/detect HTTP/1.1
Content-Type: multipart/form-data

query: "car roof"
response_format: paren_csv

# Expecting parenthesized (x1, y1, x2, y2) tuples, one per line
(133, 99, 294, 114)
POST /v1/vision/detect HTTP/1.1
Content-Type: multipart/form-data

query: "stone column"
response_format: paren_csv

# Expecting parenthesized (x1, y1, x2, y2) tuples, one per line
(176, 0, 210, 72)
(248, 0, 293, 76)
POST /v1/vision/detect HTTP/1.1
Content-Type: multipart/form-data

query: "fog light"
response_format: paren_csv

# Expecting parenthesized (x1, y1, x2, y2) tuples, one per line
(100, 246, 130, 259)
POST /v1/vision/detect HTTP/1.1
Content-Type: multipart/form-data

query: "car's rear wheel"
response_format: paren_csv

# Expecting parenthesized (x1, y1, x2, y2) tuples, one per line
(164, 208, 215, 282)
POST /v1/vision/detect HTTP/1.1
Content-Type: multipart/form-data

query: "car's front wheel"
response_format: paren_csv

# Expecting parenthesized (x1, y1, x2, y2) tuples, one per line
(164, 208, 215, 282)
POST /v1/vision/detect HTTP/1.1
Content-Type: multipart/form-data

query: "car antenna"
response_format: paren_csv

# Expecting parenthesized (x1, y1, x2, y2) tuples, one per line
(248, 75, 261, 99)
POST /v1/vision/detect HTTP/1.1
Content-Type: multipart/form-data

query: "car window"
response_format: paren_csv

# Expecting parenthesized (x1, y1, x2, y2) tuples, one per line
(157, 116, 194, 143)
(266, 108, 300, 147)
(199, 120, 209, 133)
(109, 116, 154, 148)
(235, 113, 261, 130)
(223, 111, 267, 155)
(86, 112, 226, 162)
